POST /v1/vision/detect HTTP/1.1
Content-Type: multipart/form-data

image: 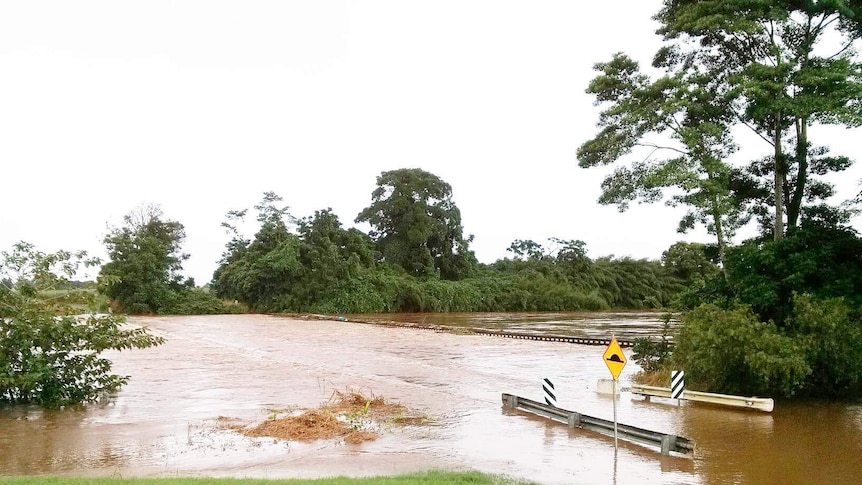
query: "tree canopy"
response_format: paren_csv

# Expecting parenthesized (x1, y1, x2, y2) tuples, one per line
(580, 1, 862, 247)
(578, 52, 747, 262)
(98, 204, 191, 314)
(656, 0, 862, 239)
(1, 242, 163, 407)
(356, 168, 476, 280)
(211, 179, 702, 314)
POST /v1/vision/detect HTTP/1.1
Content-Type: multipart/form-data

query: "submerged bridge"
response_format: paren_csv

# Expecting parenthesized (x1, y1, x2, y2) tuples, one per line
(471, 329, 635, 347)
(316, 315, 639, 347)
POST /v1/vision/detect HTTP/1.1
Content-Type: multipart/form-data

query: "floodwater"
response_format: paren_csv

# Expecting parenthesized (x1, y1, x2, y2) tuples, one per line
(343, 311, 675, 340)
(0, 313, 859, 484)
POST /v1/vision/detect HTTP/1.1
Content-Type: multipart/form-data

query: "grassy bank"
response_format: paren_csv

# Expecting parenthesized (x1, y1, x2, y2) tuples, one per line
(0, 471, 536, 485)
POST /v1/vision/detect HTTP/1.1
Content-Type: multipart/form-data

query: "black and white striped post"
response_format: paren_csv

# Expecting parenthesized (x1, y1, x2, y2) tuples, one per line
(671, 370, 685, 403)
(543, 378, 557, 407)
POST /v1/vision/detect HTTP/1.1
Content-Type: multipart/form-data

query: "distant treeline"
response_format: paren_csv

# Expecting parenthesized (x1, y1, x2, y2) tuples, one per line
(95, 169, 717, 316)
(210, 170, 718, 314)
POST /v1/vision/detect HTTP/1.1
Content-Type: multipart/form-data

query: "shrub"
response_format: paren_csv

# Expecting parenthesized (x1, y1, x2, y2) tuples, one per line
(169, 287, 247, 315)
(673, 303, 810, 397)
(1, 242, 164, 407)
(788, 295, 862, 397)
(631, 314, 674, 373)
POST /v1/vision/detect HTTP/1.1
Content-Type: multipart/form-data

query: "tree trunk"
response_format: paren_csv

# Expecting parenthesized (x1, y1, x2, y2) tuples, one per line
(773, 119, 785, 240)
(712, 201, 728, 278)
(788, 118, 808, 230)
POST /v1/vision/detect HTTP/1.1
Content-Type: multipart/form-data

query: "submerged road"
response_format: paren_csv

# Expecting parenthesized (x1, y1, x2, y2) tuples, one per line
(1, 314, 860, 484)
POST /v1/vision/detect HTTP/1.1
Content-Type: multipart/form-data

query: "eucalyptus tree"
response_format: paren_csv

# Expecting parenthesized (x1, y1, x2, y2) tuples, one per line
(356, 168, 475, 280)
(656, 0, 862, 239)
(578, 53, 747, 263)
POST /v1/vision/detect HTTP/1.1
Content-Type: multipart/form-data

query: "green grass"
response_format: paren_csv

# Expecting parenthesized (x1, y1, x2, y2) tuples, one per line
(0, 471, 537, 485)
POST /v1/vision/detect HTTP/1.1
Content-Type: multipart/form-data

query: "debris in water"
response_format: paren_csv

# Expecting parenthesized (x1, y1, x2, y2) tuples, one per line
(226, 389, 428, 444)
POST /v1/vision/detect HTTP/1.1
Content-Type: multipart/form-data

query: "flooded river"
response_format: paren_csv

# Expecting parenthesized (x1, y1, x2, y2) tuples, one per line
(1, 313, 860, 484)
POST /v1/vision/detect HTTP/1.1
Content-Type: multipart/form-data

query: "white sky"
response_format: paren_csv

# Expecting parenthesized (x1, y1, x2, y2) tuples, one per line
(1, 1, 860, 284)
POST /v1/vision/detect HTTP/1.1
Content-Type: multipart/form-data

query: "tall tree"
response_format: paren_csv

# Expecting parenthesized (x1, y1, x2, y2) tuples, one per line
(578, 53, 747, 262)
(356, 168, 475, 280)
(211, 192, 301, 310)
(98, 204, 190, 314)
(293, 208, 376, 307)
(656, 0, 862, 239)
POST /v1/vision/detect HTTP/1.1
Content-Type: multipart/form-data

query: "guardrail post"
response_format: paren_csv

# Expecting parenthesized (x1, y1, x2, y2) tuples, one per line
(568, 412, 580, 428)
(660, 435, 677, 456)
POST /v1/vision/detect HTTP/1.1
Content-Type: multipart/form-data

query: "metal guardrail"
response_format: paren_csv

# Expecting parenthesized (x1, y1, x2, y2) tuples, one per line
(502, 393, 694, 455)
(631, 384, 774, 413)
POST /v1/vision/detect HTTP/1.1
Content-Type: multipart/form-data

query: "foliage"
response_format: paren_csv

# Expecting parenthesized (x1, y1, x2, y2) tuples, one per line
(655, 0, 862, 239)
(1, 242, 164, 407)
(578, 52, 746, 260)
(673, 303, 810, 397)
(212, 194, 381, 312)
(670, 217, 862, 398)
(592, 257, 678, 309)
(169, 287, 247, 315)
(719, 220, 862, 323)
(214, 185, 700, 313)
(674, 294, 862, 398)
(211, 193, 304, 310)
(294, 209, 377, 308)
(661, 242, 720, 283)
(356, 168, 476, 280)
(631, 314, 674, 373)
(98, 204, 191, 314)
(787, 295, 862, 398)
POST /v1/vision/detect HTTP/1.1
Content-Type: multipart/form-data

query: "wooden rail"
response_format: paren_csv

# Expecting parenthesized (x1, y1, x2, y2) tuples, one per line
(502, 393, 694, 455)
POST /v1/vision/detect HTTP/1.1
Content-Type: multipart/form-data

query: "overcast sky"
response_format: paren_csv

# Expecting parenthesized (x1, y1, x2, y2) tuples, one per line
(2, 1, 860, 284)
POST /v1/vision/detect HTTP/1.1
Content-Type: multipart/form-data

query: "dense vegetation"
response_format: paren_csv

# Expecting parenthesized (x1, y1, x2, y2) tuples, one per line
(98, 204, 243, 315)
(210, 169, 708, 314)
(600, 1, 862, 399)
(0, 243, 164, 407)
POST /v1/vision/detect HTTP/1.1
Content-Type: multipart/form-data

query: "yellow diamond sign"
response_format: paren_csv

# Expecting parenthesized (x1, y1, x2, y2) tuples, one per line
(603, 336, 627, 380)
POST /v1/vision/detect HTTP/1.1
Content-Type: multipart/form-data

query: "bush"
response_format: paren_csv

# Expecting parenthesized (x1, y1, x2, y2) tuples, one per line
(673, 303, 810, 397)
(788, 295, 862, 397)
(722, 222, 862, 324)
(631, 314, 673, 373)
(169, 287, 247, 315)
(1, 243, 164, 407)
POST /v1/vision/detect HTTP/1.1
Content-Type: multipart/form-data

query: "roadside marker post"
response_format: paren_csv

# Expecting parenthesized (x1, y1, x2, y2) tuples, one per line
(603, 336, 627, 451)
(671, 370, 685, 404)
(543, 378, 557, 407)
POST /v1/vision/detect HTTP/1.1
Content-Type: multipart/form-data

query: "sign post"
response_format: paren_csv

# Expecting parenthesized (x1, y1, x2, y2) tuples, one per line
(602, 336, 627, 451)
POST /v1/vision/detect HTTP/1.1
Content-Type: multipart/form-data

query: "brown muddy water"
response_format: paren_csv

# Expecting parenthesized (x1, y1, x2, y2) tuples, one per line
(1, 313, 860, 484)
(343, 311, 674, 340)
